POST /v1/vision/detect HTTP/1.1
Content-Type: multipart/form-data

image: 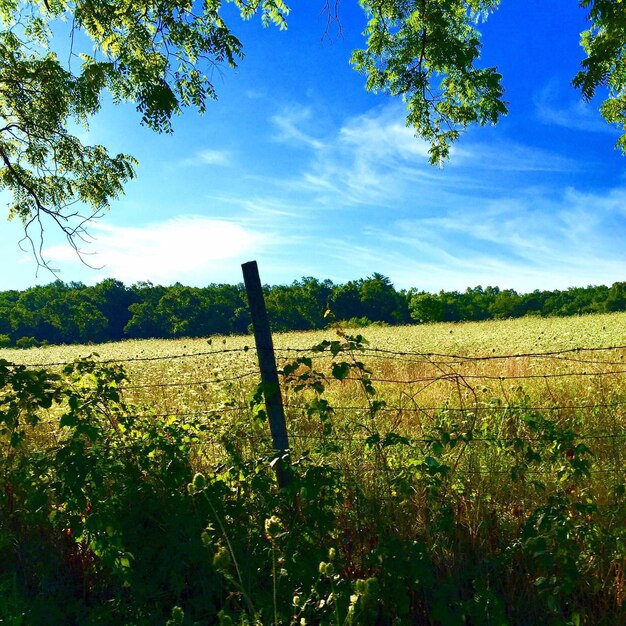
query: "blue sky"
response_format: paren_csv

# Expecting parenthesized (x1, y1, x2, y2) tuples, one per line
(1, 0, 625, 292)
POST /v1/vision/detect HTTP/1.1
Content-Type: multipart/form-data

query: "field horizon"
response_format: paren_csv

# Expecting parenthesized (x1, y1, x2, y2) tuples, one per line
(2, 310, 625, 367)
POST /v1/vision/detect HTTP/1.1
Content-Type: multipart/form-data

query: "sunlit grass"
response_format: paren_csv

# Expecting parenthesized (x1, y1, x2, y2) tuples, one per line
(3, 311, 625, 621)
(2, 311, 625, 438)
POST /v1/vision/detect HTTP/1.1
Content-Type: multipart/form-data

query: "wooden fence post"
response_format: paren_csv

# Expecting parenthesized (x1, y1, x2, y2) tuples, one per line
(241, 260, 291, 489)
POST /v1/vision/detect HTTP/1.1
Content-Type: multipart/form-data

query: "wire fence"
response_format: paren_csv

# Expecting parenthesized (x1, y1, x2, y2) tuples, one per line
(8, 341, 626, 399)
(8, 342, 626, 367)
(7, 342, 626, 485)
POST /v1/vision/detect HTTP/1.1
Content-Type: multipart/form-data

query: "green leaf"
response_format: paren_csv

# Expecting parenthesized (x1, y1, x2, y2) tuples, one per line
(332, 362, 351, 380)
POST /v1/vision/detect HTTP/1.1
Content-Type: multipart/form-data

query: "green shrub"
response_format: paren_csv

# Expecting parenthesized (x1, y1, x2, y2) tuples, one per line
(15, 336, 39, 349)
(0, 358, 221, 624)
(1, 334, 625, 625)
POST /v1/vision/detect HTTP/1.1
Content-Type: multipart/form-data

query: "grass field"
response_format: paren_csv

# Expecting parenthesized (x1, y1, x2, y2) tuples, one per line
(2, 310, 625, 403)
(3, 311, 625, 437)
(3, 310, 625, 365)
(2, 312, 625, 624)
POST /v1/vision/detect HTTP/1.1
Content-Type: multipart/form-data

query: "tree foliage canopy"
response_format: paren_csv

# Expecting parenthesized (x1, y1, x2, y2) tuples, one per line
(0, 0, 289, 265)
(351, 0, 507, 164)
(0, 0, 624, 263)
(1, 275, 624, 347)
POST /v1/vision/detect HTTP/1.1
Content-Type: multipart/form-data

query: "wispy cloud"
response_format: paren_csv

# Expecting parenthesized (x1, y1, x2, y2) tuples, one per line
(348, 184, 626, 291)
(271, 102, 584, 211)
(43, 216, 265, 285)
(269, 104, 441, 207)
(271, 106, 326, 150)
(534, 82, 618, 134)
(232, 102, 626, 291)
(338, 106, 432, 161)
(182, 149, 233, 167)
(315, 216, 626, 293)
(27, 101, 626, 293)
(458, 140, 580, 172)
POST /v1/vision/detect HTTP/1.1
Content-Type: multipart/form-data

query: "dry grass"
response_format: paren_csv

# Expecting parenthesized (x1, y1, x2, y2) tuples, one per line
(2, 312, 625, 444)
(3, 312, 625, 620)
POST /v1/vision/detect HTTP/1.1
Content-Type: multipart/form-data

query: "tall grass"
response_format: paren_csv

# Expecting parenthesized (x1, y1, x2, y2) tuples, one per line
(1, 312, 625, 624)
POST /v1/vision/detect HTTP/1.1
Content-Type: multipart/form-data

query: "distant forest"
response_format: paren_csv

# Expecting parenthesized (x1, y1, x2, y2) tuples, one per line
(1, 275, 625, 347)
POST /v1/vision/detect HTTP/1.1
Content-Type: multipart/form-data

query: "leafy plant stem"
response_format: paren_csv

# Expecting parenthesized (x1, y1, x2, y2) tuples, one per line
(272, 541, 278, 626)
(201, 490, 256, 616)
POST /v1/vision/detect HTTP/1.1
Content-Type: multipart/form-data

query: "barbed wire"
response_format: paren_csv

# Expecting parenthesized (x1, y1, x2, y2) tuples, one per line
(112, 406, 247, 419)
(99, 397, 625, 420)
(6, 341, 626, 461)
(285, 432, 626, 443)
(274, 344, 626, 364)
(277, 353, 626, 368)
(352, 369, 626, 384)
(5, 342, 626, 369)
(111, 366, 626, 392)
(193, 430, 626, 445)
(105, 359, 626, 392)
(3, 346, 254, 369)
(102, 398, 625, 441)
(359, 343, 626, 361)
(120, 370, 258, 389)
(284, 399, 626, 413)
(117, 367, 626, 392)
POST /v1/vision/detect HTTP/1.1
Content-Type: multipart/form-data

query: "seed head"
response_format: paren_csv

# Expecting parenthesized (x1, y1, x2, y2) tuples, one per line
(213, 546, 231, 571)
(192, 472, 206, 491)
(264, 515, 284, 541)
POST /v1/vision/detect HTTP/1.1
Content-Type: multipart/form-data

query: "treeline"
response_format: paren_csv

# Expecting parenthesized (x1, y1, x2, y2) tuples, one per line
(0, 275, 625, 347)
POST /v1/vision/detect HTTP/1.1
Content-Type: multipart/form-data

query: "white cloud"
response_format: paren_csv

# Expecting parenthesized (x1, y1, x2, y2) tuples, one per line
(319, 214, 626, 293)
(28, 101, 626, 293)
(352, 184, 626, 292)
(270, 104, 438, 207)
(43, 216, 265, 285)
(182, 149, 232, 167)
(534, 82, 618, 134)
(271, 106, 326, 150)
(182, 100, 624, 292)
(338, 106, 432, 161)
(458, 140, 579, 172)
(269, 102, 578, 211)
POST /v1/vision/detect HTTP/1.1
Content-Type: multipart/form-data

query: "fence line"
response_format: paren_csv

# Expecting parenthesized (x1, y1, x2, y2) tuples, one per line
(344, 343, 626, 359)
(66, 399, 623, 420)
(107, 368, 626, 392)
(10, 335, 623, 485)
(284, 400, 626, 412)
(119, 370, 258, 389)
(274, 343, 626, 361)
(349, 369, 626, 384)
(79, 406, 623, 444)
(280, 353, 626, 368)
(5, 341, 626, 369)
(4, 346, 253, 368)
(11, 340, 620, 447)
